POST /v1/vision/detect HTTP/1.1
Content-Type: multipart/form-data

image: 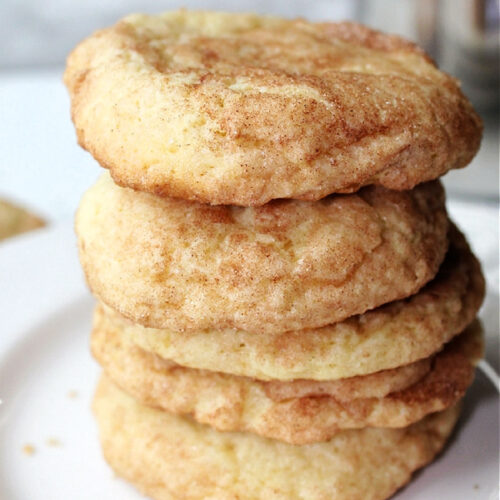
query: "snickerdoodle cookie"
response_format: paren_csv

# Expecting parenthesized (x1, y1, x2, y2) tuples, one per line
(0, 199, 45, 241)
(65, 11, 481, 205)
(93, 375, 462, 500)
(93, 226, 483, 380)
(92, 318, 481, 444)
(77, 173, 448, 333)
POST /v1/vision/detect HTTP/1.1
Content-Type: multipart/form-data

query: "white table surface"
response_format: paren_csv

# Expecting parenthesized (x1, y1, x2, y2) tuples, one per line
(0, 69, 498, 370)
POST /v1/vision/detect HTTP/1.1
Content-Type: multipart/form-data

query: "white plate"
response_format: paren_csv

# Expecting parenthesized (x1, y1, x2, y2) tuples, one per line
(0, 222, 498, 500)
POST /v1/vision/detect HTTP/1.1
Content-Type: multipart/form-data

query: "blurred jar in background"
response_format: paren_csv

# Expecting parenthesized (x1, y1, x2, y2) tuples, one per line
(360, 0, 499, 200)
(360, 0, 499, 114)
(422, 0, 499, 114)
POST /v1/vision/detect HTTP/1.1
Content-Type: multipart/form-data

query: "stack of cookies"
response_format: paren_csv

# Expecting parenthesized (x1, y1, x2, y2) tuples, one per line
(65, 11, 485, 500)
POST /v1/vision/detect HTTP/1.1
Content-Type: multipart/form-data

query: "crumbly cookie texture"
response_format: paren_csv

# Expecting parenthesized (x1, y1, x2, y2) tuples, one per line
(64, 11, 482, 205)
(92, 318, 481, 444)
(94, 375, 462, 500)
(76, 173, 448, 334)
(0, 199, 45, 241)
(96, 226, 484, 380)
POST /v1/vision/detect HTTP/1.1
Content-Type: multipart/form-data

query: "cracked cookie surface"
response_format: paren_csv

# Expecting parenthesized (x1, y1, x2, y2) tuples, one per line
(65, 11, 481, 206)
(76, 174, 448, 333)
(93, 375, 462, 500)
(95, 226, 483, 380)
(92, 316, 481, 444)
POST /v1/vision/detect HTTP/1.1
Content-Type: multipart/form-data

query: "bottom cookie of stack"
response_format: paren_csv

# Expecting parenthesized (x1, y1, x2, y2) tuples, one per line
(94, 375, 461, 500)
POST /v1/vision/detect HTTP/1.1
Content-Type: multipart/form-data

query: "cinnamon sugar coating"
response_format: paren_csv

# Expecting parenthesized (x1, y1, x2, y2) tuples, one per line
(64, 11, 482, 205)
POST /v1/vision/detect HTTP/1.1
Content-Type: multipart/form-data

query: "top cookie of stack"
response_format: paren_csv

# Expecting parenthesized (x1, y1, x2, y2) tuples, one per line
(64, 10, 482, 206)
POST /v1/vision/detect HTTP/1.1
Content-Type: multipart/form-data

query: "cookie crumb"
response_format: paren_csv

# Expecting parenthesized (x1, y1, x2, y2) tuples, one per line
(46, 437, 62, 447)
(67, 390, 79, 399)
(473, 484, 480, 490)
(22, 444, 36, 456)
